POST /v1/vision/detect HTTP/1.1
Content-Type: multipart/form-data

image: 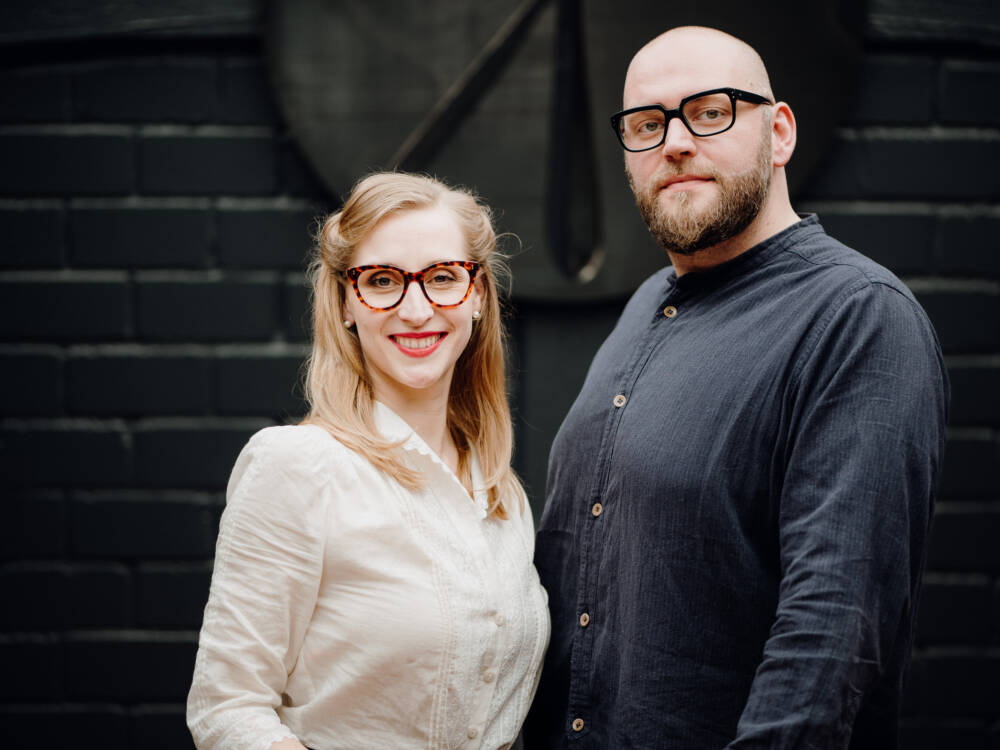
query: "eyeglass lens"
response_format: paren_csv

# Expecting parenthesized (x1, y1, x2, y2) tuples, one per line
(355, 263, 473, 308)
(619, 92, 736, 149)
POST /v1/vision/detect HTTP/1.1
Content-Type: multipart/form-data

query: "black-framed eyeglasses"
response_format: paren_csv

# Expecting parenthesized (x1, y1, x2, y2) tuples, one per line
(344, 261, 480, 311)
(610, 87, 773, 152)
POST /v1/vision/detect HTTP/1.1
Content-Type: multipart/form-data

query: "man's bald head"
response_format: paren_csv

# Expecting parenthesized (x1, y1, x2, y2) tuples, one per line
(625, 26, 774, 107)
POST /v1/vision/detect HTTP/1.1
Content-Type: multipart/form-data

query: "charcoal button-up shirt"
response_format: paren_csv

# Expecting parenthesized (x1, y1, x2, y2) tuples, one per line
(524, 216, 948, 749)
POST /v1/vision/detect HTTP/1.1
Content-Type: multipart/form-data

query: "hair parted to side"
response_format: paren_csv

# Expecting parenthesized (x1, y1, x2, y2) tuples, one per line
(302, 171, 523, 520)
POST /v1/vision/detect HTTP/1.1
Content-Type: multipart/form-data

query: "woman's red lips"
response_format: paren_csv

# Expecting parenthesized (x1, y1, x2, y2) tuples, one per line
(389, 332, 446, 357)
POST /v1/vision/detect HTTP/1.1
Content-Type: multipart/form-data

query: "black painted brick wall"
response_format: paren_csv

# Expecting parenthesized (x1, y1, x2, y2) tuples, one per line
(1, 5, 998, 749)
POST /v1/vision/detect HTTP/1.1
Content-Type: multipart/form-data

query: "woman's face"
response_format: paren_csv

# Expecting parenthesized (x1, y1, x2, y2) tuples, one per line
(342, 205, 483, 410)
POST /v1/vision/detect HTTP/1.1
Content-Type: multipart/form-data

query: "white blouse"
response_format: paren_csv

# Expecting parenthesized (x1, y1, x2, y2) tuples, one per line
(187, 403, 550, 750)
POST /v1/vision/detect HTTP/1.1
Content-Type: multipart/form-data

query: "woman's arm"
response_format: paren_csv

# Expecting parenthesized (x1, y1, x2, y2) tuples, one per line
(188, 427, 332, 750)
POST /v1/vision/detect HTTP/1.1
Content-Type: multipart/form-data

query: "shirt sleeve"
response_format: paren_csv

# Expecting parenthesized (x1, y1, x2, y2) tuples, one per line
(728, 282, 948, 748)
(187, 427, 334, 750)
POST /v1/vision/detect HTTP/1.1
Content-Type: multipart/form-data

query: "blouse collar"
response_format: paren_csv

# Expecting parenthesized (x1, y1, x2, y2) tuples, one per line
(373, 401, 489, 518)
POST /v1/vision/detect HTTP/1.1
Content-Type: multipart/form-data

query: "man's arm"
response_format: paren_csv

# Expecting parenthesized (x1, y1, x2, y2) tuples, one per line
(728, 281, 948, 748)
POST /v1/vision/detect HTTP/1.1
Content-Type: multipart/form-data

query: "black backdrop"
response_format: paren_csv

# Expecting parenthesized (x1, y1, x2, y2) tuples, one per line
(1, 1, 998, 747)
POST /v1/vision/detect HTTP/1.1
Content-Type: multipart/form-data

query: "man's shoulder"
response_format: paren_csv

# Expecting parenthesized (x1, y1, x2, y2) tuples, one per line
(781, 219, 914, 300)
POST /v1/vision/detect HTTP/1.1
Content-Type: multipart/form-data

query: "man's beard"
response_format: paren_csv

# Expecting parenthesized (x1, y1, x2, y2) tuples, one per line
(628, 135, 772, 256)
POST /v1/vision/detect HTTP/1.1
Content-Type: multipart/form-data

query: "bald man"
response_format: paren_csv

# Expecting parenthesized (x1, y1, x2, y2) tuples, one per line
(524, 27, 948, 749)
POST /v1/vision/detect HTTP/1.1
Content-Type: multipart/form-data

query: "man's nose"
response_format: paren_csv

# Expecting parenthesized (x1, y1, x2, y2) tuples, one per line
(659, 116, 697, 160)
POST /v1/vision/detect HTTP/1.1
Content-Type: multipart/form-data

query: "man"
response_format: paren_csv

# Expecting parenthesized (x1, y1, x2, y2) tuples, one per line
(524, 26, 948, 749)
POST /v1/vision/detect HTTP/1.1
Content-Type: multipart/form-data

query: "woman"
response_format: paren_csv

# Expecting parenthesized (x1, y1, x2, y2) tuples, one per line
(187, 172, 550, 750)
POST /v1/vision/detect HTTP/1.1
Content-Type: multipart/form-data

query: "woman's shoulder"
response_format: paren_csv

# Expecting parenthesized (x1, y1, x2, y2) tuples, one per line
(235, 423, 363, 484)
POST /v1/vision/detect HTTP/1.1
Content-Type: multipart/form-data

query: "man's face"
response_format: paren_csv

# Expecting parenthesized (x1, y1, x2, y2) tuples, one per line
(622, 38, 775, 255)
(626, 117, 772, 255)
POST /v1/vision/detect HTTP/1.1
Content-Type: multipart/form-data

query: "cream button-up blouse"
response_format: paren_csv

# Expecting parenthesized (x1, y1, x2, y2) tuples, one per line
(187, 404, 550, 750)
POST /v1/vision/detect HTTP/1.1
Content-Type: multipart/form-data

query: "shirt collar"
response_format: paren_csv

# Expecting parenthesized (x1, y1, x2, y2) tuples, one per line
(373, 401, 489, 518)
(665, 213, 821, 295)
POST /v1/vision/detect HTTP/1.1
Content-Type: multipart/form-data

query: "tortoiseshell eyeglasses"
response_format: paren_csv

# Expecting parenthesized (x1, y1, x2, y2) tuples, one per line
(344, 261, 480, 311)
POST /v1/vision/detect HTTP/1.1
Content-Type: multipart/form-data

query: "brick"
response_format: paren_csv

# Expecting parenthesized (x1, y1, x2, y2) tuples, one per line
(948, 366, 1000, 427)
(65, 565, 134, 628)
(0, 491, 68, 559)
(941, 61, 1000, 125)
(140, 135, 275, 195)
(802, 135, 1000, 201)
(935, 216, 1000, 278)
(0, 427, 133, 488)
(215, 354, 306, 416)
(0, 705, 128, 749)
(916, 576, 993, 645)
(0, 208, 64, 267)
(65, 632, 197, 701)
(0, 280, 130, 341)
(0, 635, 63, 699)
(130, 704, 196, 750)
(899, 720, 989, 750)
(68, 355, 212, 415)
(914, 649, 1000, 717)
(134, 425, 262, 488)
(867, 0, 1000, 45)
(70, 208, 212, 268)
(0, 135, 134, 195)
(0, 68, 72, 122)
(846, 57, 935, 124)
(927, 508, 1000, 572)
(75, 61, 216, 122)
(915, 290, 1000, 355)
(277, 135, 331, 200)
(0, 563, 131, 630)
(284, 278, 312, 342)
(0, 564, 66, 630)
(217, 208, 314, 269)
(219, 60, 278, 125)
(0, 352, 62, 415)
(938, 436, 1000, 498)
(136, 563, 212, 628)
(817, 212, 934, 275)
(72, 493, 220, 559)
(136, 280, 277, 341)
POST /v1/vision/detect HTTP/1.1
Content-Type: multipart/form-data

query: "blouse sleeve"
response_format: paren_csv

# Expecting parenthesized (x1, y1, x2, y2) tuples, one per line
(187, 426, 334, 750)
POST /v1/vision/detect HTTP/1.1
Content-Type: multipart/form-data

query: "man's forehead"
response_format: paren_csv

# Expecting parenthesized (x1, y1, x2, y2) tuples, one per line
(624, 28, 768, 105)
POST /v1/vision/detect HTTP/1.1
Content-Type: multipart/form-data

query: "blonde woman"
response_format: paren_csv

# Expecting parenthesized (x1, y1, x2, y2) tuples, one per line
(187, 172, 550, 750)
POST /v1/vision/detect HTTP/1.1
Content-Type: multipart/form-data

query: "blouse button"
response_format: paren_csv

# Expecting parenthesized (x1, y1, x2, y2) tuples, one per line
(664, 305, 678, 318)
(572, 717, 585, 732)
(579, 612, 590, 627)
(483, 669, 497, 683)
(613, 394, 627, 408)
(494, 613, 505, 627)
(467, 726, 479, 739)
(591, 502, 603, 517)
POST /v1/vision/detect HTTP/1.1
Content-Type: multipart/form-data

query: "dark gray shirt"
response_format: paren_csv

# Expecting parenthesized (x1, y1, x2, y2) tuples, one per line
(524, 216, 949, 749)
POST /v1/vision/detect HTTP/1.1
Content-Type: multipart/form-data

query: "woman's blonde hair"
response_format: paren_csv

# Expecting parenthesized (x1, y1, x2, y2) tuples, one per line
(302, 172, 523, 519)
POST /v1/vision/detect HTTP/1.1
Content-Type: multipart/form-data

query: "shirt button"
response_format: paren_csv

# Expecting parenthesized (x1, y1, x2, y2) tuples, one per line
(591, 502, 603, 517)
(483, 669, 496, 683)
(572, 717, 585, 732)
(494, 613, 505, 627)
(579, 612, 590, 627)
(664, 305, 678, 317)
(613, 394, 627, 407)
(467, 726, 479, 739)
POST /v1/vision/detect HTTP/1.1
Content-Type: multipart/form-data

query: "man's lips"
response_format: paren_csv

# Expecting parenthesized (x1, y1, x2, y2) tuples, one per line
(658, 174, 712, 191)
(389, 332, 445, 357)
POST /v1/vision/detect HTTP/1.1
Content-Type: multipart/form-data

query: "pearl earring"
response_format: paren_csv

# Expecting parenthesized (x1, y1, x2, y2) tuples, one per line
(344, 320, 354, 328)
(472, 311, 481, 321)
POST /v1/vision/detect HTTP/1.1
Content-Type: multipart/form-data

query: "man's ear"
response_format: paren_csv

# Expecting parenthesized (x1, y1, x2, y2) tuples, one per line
(771, 101, 797, 168)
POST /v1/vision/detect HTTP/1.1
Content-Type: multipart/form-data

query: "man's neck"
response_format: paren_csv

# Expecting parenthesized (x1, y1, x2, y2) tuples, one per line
(668, 203, 801, 277)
